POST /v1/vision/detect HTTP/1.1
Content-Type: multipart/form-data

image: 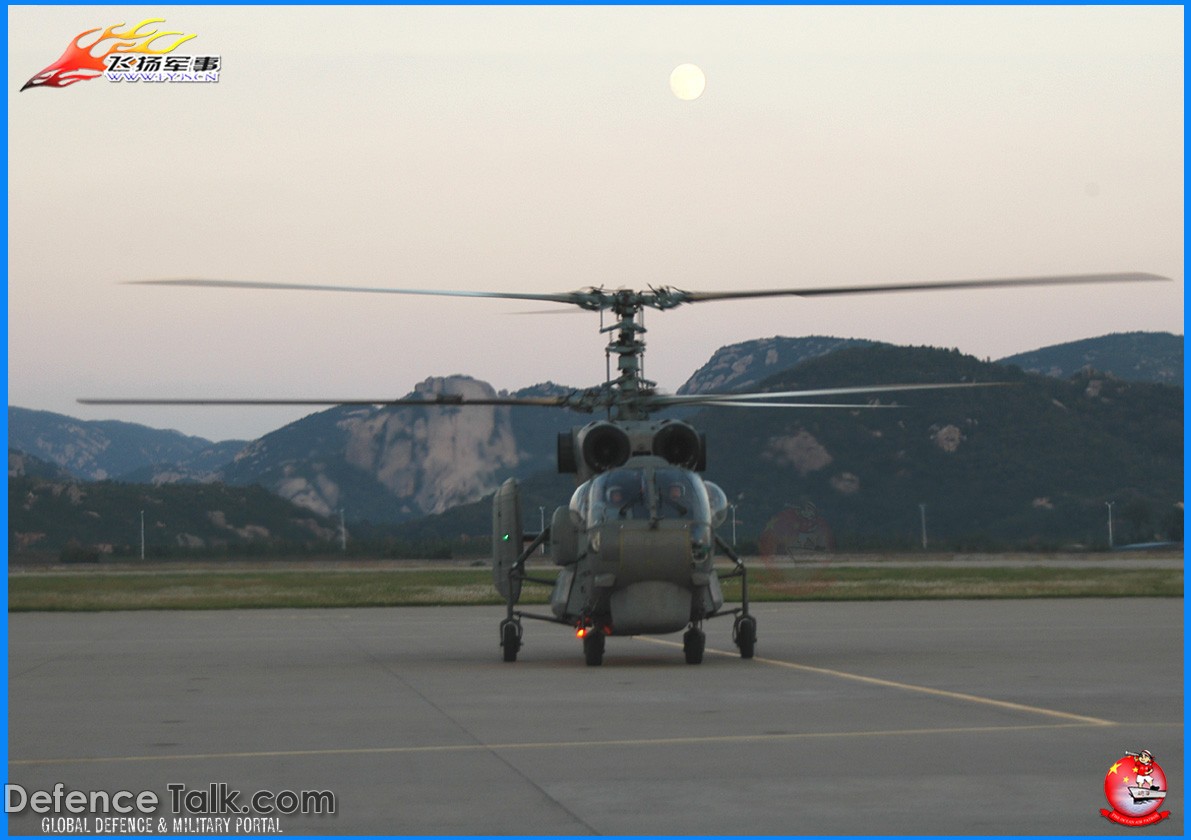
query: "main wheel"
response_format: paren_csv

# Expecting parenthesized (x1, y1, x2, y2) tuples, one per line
(683, 627, 705, 664)
(500, 620, 521, 662)
(583, 631, 605, 666)
(734, 616, 756, 659)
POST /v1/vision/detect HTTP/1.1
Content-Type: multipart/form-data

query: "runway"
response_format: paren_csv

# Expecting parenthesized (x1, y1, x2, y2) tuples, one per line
(8, 599, 1183, 834)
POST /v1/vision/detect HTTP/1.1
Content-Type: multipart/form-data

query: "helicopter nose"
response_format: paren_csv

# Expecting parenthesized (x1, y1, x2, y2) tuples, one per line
(594, 521, 692, 584)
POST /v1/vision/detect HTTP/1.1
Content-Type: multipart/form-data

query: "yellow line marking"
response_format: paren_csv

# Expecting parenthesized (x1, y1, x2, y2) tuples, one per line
(9, 722, 1107, 767)
(635, 636, 1115, 726)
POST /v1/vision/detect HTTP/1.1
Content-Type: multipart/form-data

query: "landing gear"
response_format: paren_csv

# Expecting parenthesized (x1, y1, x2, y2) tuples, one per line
(683, 625, 706, 664)
(500, 618, 522, 662)
(582, 631, 605, 666)
(714, 533, 756, 660)
(733, 615, 756, 659)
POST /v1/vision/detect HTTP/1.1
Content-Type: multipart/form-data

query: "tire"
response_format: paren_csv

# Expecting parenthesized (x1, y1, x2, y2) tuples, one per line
(583, 631, 605, 666)
(735, 616, 756, 660)
(683, 627, 705, 665)
(501, 620, 520, 662)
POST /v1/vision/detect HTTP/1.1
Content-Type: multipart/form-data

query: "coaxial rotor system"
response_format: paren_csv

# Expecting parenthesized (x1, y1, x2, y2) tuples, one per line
(82, 272, 1168, 418)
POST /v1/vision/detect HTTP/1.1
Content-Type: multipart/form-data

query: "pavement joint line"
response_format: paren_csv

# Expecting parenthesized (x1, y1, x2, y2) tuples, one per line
(8, 721, 1111, 767)
(634, 636, 1117, 727)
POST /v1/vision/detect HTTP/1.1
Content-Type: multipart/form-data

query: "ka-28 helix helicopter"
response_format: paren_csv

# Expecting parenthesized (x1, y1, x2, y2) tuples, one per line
(82, 271, 1166, 665)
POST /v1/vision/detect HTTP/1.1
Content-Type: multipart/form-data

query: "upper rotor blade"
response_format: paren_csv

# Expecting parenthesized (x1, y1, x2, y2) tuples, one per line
(677, 272, 1168, 303)
(128, 278, 592, 307)
(78, 395, 576, 408)
(650, 381, 1006, 407)
(129, 272, 1168, 313)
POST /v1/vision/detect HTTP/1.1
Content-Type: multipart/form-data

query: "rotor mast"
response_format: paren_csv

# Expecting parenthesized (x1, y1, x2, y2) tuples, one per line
(602, 290, 659, 421)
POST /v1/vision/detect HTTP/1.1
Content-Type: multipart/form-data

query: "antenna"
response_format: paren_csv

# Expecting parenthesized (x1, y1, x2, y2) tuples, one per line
(601, 308, 610, 380)
(639, 308, 646, 382)
(601, 307, 611, 420)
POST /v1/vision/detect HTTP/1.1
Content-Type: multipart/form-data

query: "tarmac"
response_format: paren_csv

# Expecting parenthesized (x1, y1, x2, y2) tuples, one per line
(7, 598, 1183, 835)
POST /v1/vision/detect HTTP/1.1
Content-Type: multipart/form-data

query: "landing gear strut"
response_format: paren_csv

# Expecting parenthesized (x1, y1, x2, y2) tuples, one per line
(715, 533, 757, 660)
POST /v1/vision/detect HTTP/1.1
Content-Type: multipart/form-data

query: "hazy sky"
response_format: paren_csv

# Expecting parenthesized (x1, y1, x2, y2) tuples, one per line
(8, 5, 1184, 442)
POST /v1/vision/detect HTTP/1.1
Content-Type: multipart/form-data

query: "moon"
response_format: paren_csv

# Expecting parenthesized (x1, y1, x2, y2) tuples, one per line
(669, 63, 706, 101)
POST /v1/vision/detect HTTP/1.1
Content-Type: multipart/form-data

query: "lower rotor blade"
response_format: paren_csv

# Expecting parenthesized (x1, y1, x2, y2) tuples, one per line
(698, 401, 899, 408)
(651, 381, 1006, 406)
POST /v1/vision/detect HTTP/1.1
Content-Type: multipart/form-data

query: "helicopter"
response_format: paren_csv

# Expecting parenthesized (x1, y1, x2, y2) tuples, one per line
(80, 271, 1166, 665)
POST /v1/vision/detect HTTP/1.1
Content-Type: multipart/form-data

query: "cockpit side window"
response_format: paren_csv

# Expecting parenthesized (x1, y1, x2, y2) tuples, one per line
(569, 483, 592, 521)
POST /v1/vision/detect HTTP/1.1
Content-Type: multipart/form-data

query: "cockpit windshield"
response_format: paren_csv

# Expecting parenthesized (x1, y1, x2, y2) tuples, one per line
(654, 468, 708, 520)
(589, 468, 649, 522)
(585, 466, 711, 526)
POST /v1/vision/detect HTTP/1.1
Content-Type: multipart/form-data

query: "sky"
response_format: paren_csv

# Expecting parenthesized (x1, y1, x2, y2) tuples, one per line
(7, 5, 1184, 442)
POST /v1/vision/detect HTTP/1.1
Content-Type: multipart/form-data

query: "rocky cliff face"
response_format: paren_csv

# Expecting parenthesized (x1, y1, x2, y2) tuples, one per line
(224, 376, 530, 521)
(339, 376, 521, 515)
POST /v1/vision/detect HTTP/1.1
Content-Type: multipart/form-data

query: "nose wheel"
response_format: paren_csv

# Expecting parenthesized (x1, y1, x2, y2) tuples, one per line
(582, 630, 605, 666)
(683, 625, 705, 664)
(500, 618, 522, 662)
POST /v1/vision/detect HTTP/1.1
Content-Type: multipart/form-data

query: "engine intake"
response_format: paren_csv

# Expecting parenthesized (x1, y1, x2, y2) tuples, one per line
(579, 422, 632, 473)
(652, 421, 703, 469)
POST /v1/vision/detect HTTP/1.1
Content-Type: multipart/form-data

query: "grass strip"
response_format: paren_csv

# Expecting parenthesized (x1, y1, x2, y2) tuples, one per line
(8, 565, 1181, 611)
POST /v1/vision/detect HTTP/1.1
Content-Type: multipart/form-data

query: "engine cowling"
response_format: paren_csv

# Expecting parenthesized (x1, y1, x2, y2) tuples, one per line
(579, 422, 632, 473)
(559, 419, 709, 479)
(652, 421, 704, 470)
(557, 431, 578, 474)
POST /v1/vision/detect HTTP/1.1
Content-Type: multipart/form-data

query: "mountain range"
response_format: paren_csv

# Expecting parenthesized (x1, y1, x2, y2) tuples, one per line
(8, 331, 1182, 554)
(8, 407, 246, 482)
(998, 331, 1182, 384)
(387, 341, 1183, 551)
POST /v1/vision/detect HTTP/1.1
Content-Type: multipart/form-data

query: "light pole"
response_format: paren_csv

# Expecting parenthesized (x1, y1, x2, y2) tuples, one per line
(919, 503, 928, 550)
(1106, 501, 1115, 548)
(539, 506, 546, 554)
(339, 508, 347, 553)
(139, 510, 145, 561)
(729, 504, 738, 546)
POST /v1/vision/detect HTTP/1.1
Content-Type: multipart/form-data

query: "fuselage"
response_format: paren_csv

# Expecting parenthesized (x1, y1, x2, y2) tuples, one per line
(549, 455, 728, 635)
